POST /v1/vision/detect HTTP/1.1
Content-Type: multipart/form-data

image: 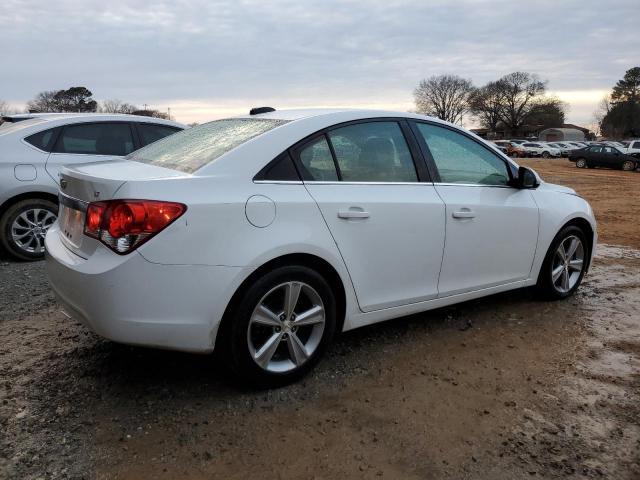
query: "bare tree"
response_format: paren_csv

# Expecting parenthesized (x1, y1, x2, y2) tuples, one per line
(469, 81, 505, 132)
(100, 99, 138, 114)
(496, 72, 546, 136)
(0, 100, 20, 115)
(592, 94, 611, 136)
(27, 90, 59, 112)
(414, 75, 475, 124)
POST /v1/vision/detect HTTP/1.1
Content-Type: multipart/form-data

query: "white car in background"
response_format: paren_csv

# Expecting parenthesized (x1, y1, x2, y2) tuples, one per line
(521, 142, 561, 158)
(623, 139, 640, 158)
(547, 142, 579, 157)
(45, 108, 597, 387)
(0, 113, 185, 260)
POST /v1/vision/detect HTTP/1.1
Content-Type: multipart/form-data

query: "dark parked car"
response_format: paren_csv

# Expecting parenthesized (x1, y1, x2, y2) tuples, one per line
(569, 145, 637, 171)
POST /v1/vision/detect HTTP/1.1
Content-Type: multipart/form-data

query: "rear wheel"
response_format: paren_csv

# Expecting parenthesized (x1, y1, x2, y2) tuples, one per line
(575, 158, 587, 168)
(223, 265, 337, 388)
(621, 160, 635, 171)
(0, 199, 58, 261)
(536, 226, 588, 300)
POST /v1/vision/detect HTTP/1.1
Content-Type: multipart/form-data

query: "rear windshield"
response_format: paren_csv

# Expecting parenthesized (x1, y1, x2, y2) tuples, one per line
(128, 118, 289, 173)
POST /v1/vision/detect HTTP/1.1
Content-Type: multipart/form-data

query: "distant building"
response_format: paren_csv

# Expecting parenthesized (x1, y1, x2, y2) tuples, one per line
(472, 123, 593, 141)
(539, 127, 585, 141)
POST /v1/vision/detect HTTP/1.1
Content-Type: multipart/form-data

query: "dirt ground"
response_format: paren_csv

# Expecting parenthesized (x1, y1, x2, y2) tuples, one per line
(1, 159, 639, 479)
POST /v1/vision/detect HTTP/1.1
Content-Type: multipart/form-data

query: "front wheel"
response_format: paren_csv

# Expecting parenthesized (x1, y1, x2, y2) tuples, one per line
(542, 151, 551, 158)
(575, 158, 587, 168)
(536, 226, 588, 300)
(222, 266, 337, 388)
(0, 198, 58, 261)
(621, 160, 635, 171)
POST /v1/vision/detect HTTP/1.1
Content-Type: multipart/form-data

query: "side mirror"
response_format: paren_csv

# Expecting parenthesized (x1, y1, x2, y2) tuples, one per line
(515, 166, 539, 189)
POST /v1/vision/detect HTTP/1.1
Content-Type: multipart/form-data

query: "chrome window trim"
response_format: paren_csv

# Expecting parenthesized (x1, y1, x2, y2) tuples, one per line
(434, 182, 514, 189)
(301, 181, 434, 186)
(253, 180, 304, 185)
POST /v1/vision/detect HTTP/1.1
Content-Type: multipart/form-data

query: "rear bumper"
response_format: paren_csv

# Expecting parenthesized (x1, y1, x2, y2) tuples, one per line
(45, 224, 246, 353)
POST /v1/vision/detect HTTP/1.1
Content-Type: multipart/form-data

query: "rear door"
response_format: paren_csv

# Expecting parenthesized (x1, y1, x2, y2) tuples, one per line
(45, 122, 136, 184)
(410, 121, 539, 296)
(296, 120, 446, 312)
(602, 146, 622, 168)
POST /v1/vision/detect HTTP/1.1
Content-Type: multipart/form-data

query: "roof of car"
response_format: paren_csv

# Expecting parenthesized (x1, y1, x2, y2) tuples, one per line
(235, 108, 443, 123)
(2, 112, 185, 128)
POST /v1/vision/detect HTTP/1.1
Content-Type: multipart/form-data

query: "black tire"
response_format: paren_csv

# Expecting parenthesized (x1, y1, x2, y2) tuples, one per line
(542, 151, 551, 158)
(222, 265, 337, 388)
(0, 198, 58, 261)
(536, 225, 588, 300)
(575, 158, 587, 168)
(621, 160, 635, 171)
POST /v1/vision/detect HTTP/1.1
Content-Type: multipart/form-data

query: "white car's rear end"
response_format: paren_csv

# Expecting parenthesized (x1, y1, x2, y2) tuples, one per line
(45, 160, 247, 352)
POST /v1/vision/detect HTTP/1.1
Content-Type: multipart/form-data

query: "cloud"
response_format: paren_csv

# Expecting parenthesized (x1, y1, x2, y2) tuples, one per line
(1, 0, 638, 125)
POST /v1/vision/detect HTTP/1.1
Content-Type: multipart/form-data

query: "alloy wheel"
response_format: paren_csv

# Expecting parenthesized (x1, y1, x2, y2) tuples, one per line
(551, 235, 585, 293)
(622, 160, 634, 171)
(576, 159, 586, 168)
(11, 208, 57, 254)
(247, 281, 325, 373)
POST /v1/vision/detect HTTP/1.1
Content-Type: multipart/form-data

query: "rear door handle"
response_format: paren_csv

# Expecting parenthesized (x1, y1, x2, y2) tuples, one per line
(452, 209, 475, 219)
(338, 209, 370, 219)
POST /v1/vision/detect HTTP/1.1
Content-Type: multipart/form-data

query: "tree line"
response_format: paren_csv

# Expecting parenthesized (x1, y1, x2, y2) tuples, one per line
(1, 86, 171, 120)
(596, 67, 639, 138)
(414, 71, 566, 137)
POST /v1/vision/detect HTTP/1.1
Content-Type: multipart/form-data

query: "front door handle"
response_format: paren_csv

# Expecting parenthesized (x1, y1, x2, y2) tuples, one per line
(452, 209, 475, 219)
(338, 209, 370, 219)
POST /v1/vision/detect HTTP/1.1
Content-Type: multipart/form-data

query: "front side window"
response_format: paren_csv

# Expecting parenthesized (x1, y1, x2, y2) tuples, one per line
(298, 136, 338, 181)
(633, 142, 640, 149)
(137, 123, 181, 147)
(56, 123, 134, 156)
(415, 123, 510, 186)
(327, 122, 417, 182)
(129, 119, 287, 173)
(589, 146, 602, 153)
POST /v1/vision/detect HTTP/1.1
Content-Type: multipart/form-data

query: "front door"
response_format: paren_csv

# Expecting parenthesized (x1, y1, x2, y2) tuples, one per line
(411, 121, 539, 296)
(294, 121, 446, 312)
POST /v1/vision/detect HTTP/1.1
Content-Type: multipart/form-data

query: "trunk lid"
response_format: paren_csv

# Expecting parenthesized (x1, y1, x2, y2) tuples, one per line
(57, 159, 188, 258)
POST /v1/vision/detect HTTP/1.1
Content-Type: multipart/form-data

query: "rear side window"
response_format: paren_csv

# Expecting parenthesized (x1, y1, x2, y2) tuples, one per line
(327, 122, 417, 182)
(25, 128, 58, 152)
(298, 136, 339, 181)
(129, 119, 288, 173)
(137, 123, 181, 147)
(56, 123, 135, 156)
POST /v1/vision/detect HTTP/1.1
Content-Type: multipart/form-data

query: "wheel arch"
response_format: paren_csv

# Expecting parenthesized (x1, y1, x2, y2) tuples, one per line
(557, 216, 595, 271)
(0, 191, 59, 219)
(215, 252, 348, 352)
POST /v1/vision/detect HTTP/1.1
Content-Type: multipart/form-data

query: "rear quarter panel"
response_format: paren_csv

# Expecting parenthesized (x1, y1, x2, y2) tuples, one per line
(123, 176, 361, 328)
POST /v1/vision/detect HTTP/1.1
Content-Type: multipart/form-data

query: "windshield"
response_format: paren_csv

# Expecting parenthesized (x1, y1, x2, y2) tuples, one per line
(128, 118, 289, 173)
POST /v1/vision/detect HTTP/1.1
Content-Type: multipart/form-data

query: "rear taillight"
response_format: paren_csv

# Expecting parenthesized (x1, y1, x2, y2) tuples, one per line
(83, 200, 186, 254)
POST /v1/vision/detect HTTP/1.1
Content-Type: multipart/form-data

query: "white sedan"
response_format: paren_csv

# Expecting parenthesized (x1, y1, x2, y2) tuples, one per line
(45, 108, 596, 387)
(521, 142, 562, 158)
(0, 113, 184, 260)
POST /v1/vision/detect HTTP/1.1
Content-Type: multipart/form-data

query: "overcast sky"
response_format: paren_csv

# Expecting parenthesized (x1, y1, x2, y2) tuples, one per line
(1, 0, 638, 126)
